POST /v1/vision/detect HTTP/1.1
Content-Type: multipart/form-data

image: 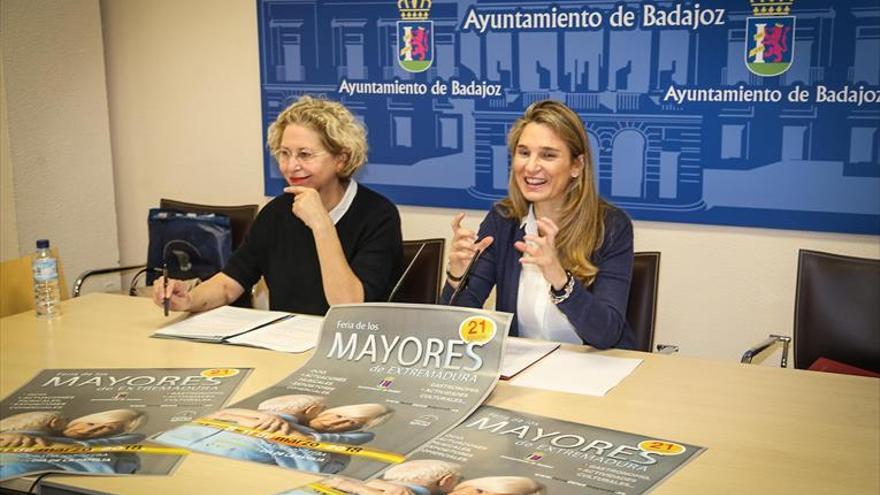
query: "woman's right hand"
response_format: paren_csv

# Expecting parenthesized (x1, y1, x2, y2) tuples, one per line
(151, 276, 193, 312)
(447, 213, 494, 281)
(0, 432, 48, 448)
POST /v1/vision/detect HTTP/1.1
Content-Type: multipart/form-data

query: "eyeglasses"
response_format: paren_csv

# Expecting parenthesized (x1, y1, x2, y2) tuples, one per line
(274, 149, 327, 165)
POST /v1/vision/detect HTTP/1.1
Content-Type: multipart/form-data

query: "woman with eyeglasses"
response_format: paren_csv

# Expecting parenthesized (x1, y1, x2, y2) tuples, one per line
(443, 100, 635, 349)
(153, 96, 402, 315)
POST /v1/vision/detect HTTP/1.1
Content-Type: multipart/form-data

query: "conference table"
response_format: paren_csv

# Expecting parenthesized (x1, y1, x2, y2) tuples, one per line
(1, 294, 878, 494)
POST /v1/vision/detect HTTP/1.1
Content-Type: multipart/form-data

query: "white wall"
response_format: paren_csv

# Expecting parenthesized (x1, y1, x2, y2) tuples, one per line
(98, 0, 879, 363)
(101, 0, 265, 269)
(1, 48, 19, 261)
(1, 0, 119, 293)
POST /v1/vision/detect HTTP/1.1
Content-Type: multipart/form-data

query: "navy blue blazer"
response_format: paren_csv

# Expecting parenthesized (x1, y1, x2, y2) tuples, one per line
(442, 204, 636, 350)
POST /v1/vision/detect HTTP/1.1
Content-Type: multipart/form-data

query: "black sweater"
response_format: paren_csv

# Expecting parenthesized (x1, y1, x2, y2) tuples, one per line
(223, 185, 403, 315)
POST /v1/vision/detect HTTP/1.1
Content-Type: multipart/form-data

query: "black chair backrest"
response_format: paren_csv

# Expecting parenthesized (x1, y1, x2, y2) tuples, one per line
(390, 238, 445, 304)
(627, 252, 661, 352)
(794, 249, 880, 372)
(159, 199, 259, 307)
(159, 199, 259, 251)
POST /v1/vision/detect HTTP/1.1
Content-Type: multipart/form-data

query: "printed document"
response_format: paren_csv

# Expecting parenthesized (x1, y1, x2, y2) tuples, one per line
(153, 306, 290, 342)
(510, 349, 642, 396)
(226, 315, 322, 353)
(500, 337, 559, 379)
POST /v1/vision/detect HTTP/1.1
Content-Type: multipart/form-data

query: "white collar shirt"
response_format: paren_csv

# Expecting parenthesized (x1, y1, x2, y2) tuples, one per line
(516, 205, 581, 344)
(328, 179, 358, 225)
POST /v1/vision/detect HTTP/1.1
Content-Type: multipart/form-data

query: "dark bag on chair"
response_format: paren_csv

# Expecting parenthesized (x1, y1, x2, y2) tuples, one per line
(146, 209, 233, 285)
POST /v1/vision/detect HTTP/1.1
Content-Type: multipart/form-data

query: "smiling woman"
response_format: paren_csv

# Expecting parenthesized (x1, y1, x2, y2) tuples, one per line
(442, 100, 635, 350)
(152, 96, 403, 315)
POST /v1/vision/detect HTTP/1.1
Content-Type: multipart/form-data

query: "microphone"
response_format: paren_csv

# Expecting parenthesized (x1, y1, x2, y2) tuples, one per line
(386, 242, 427, 303)
(449, 247, 483, 306)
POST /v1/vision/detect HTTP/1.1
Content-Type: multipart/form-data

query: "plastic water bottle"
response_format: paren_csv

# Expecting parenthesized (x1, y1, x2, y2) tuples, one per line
(32, 239, 61, 319)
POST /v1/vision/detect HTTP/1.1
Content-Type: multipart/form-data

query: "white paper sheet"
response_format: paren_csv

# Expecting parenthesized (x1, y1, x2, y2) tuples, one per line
(153, 305, 290, 341)
(501, 337, 560, 379)
(510, 349, 642, 396)
(225, 314, 322, 353)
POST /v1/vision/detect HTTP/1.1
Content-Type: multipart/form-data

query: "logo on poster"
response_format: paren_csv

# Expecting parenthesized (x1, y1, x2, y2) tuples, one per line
(397, 0, 434, 73)
(409, 414, 439, 427)
(526, 452, 545, 462)
(745, 0, 795, 77)
(378, 376, 395, 388)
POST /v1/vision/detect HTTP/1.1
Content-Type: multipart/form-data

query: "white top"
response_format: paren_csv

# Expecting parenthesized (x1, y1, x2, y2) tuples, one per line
(329, 179, 358, 225)
(515, 206, 582, 344)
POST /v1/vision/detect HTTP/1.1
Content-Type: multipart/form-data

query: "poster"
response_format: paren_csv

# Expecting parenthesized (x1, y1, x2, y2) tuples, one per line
(290, 405, 705, 495)
(0, 368, 250, 481)
(155, 303, 510, 479)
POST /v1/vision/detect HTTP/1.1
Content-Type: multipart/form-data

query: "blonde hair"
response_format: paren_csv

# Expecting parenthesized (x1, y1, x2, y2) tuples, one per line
(322, 403, 392, 429)
(382, 459, 461, 485)
(0, 411, 67, 433)
(499, 99, 606, 285)
(454, 476, 546, 495)
(258, 394, 325, 415)
(267, 95, 368, 179)
(68, 409, 146, 433)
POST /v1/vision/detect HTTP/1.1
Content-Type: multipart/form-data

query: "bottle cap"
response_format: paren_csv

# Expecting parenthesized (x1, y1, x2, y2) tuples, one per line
(36, 239, 50, 249)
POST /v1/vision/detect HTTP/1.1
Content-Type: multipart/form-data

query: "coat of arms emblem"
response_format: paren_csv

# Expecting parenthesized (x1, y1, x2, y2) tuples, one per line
(397, 0, 434, 73)
(745, 0, 796, 77)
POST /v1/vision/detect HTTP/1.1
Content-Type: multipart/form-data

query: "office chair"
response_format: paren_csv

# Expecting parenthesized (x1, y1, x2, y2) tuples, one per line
(742, 250, 880, 375)
(388, 238, 446, 304)
(1, 248, 69, 317)
(626, 252, 675, 353)
(73, 200, 258, 306)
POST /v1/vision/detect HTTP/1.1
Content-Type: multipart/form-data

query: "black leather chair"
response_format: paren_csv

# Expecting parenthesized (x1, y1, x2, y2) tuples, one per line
(74, 200, 259, 306)
(794, 249, 880, 372)
(742, 250, 880, 374)
(627, 252, 662, 353)
(388, 238, 445, 304)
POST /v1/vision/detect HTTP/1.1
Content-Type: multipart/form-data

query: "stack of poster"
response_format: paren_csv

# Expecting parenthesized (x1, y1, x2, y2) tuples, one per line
(154, 303, 510, 479)
(289, 405, 705, 495)
(0, 367, 250, 481)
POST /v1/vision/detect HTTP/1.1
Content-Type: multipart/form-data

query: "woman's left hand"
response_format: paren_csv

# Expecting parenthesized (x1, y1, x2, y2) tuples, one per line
(284, 186, 333, 232)
(242, 413, 293, 435)
(514, 217, 569, 290)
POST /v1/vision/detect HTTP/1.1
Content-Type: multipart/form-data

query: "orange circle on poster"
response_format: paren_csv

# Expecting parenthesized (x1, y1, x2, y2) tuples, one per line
(201, 368, 239, 378)
(638, 440, 686, 456)
(458, 316, 496, 344)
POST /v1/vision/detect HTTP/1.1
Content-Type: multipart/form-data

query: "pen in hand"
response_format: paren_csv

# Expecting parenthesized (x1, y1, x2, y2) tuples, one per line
(162, 262, 170, 317)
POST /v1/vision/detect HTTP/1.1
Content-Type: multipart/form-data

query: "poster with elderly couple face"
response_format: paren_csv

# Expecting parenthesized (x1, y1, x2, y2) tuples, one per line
(155, 303, 510, 480)
(0, 367, 250, 481)
(287, 405, 705, 495)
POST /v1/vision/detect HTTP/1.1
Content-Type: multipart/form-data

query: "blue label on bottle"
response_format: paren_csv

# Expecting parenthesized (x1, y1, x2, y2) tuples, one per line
(33, 258, 58, 282)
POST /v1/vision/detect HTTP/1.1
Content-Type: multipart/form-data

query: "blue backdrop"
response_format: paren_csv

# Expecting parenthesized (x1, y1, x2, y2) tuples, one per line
(257, 0, 880, 235)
